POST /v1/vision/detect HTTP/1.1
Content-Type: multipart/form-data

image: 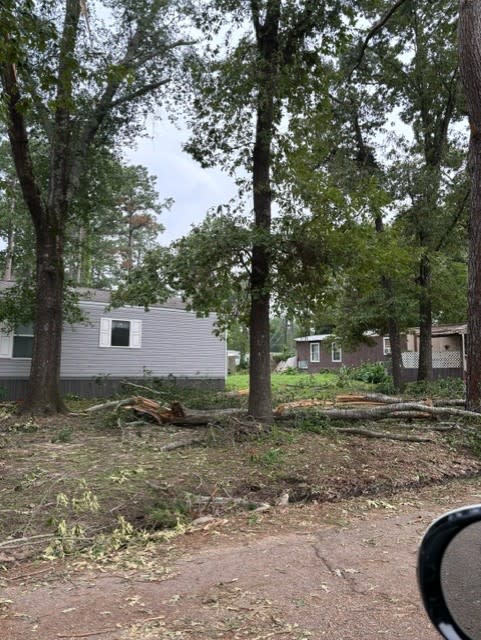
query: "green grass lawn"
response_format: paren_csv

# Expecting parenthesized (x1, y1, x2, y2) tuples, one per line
(226, 370, 378, 404)
(227, 371, 339, 392)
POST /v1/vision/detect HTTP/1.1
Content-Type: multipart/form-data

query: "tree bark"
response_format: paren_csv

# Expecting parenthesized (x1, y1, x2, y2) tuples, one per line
(417, 252, 433, 381)
(460, 0, 481, 411)
(23, 227, 66, 412)
(374, 215, 405, 391)
(0, 2, 190, 414)
(0, 34, 69, 413)
(247, 1, 280, 422)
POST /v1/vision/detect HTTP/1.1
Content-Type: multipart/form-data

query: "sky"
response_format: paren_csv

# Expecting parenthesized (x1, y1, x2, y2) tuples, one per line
(124, 117, 238, 245)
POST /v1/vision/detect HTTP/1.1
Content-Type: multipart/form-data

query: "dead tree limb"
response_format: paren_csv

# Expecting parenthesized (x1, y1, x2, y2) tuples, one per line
(349, 393, 465, 407)
(86, 397, 137, 412)
(432, 399, 466, 407)
(359, 393, 404, 403)
(120, 381, 168, 396)
(278, 402, 481, 422)
(333, 427, 433, 442)
(160, 438, 205, 452)
(189, 495, 268, 509)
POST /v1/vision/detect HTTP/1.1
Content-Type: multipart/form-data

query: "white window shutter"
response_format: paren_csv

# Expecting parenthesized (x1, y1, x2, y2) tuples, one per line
(0, 327, 13, 358)
(99, 318, 111, 347)
(130, 320, 142, 348)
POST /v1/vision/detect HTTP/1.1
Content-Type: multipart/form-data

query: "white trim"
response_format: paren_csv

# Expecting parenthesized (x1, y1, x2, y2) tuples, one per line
(99, 317, 142, 348)
(0, 329, 13, 358)
(80, 300, 190, 314)
(310, 342, 320, 362)
(383, 337, 391, 356)
(129, 319, 142, 349)
(0, 323, 34, 359)
(331, 343, 342, 363)
(99, 317, 111, 347)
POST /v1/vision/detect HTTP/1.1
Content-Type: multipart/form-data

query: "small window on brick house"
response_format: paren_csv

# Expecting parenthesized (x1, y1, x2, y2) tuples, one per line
(331, 342, 342, 363)
(310, 342, 320, 362)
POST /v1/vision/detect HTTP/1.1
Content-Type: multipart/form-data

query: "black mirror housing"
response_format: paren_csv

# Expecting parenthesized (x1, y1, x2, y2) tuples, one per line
(418, 504, 481, 640)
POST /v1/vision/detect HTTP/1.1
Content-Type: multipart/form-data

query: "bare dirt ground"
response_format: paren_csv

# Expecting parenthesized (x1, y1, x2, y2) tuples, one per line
(4, 476, 481, 640)
(1, 385, 481, 640)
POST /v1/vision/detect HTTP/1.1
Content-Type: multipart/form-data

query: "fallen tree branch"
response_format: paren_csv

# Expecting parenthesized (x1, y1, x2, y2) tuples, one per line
(0, 533, 53, 549)
(334, 427, 433, 442)
(86, 397, 137, 412)
(160, 437, 205, 452)
(394, 422, 458, 432)
(57, 629, 117, 638)
(345, 393, 465, 407)
(354, 392, 404, 403)
(278, 402, 481, 422)
(120, 380, 168, 396)
(432, 399, 466, 407)
(189, 495, 269, 509)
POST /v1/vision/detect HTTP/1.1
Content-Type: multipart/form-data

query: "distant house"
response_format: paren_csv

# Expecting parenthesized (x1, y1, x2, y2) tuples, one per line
(295, 324, 466, 381)
(402, 323, 466, 382)
(295, 333, 393, 373)
(0, 283, 226, 399)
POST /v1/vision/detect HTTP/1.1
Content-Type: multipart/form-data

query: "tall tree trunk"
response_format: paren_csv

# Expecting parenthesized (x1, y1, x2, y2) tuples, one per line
(388, 314, 404, 392)
(374, 214, 405, 391)
(417, 252, 433, 381)
(23, 223, 66, 413)
(459, 0, 481, 411)
(248, 1, 280, 421)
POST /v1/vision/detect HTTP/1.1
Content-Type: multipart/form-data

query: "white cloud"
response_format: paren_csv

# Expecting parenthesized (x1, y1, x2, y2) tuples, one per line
(124, 118, 237, 244)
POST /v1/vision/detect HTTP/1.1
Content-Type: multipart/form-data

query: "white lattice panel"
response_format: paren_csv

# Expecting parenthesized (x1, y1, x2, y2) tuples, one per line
(432, 351, 462, 368)
(402, 351, 462, 369)
(402, 352, 419, 368)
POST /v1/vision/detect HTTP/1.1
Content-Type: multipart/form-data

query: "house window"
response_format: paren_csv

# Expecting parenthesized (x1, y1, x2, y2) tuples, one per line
(111, 320, 130, 347)
(12, 322, 34, 358)
(331, 342, 342, 363)
(383, 337, 391, 356)
(310, 342, 320, 362)
(99, 318, 142, 348)
(298, 360, 308, 370)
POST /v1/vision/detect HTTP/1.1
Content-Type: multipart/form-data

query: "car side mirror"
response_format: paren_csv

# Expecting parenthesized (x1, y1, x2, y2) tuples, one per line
(418, 505, 481, 640)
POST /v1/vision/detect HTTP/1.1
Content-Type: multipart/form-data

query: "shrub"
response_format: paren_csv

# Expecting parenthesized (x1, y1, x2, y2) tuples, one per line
(349, 362, 390, 384)
(272, 350, 294, 364)
(404, 377, 465, 399)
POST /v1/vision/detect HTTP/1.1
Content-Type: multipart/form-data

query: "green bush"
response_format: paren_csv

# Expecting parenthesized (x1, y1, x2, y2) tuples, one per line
(349, 362, 390, 384)
(404, 377, 465, 399)
(272, 350, 294, 364)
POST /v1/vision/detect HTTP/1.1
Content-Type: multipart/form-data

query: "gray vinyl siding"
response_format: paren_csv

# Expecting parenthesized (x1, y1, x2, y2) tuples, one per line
(0, 301, 226, 380)
(63, 302, 225, 378)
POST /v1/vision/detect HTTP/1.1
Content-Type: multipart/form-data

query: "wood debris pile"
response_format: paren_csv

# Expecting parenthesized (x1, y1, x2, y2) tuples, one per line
(124, 396, 186, 424)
